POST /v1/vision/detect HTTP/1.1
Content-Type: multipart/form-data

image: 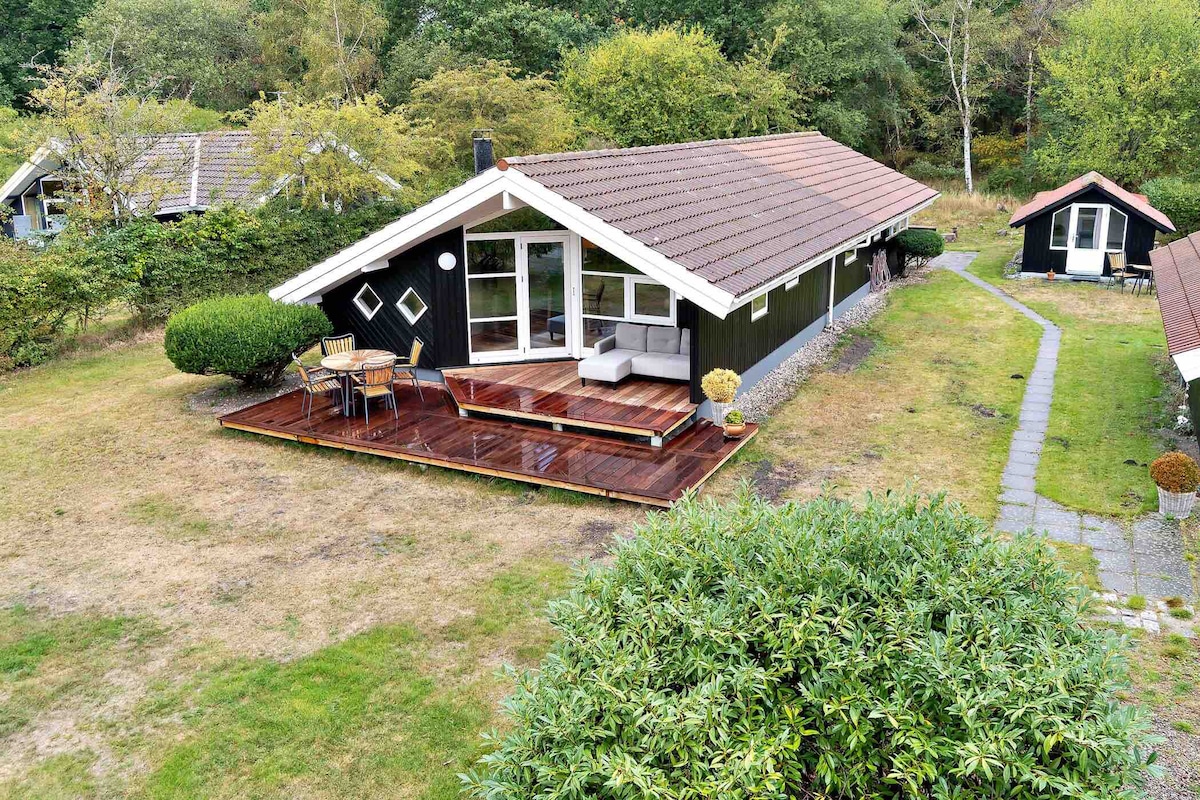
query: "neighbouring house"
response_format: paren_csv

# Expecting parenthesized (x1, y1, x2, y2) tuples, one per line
(1009, 171, 1175, 278)
(270, 131, 939, 410)
(1150, 230, 1200, 446)
(0, 130, 403, 240)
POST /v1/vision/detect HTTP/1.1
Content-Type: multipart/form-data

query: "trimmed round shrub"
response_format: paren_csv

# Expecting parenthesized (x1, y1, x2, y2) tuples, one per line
(464, 492, 1156, 799)
(1150, 451, 1200, 493)
(164, 294, 332, 387)
(897, 227, 945, 266)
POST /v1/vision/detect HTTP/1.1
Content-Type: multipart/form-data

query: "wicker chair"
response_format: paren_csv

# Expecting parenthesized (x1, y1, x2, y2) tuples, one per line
(321, 333, 356, 356)
(393, 338, 425, 403)
(293, 355, 342, 421)
(353, 357, 397, 424)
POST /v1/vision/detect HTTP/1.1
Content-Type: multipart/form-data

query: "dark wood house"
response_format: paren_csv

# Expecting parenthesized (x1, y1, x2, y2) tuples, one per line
(1008, 172, 1175, 277)
(272, 132, 939, 411)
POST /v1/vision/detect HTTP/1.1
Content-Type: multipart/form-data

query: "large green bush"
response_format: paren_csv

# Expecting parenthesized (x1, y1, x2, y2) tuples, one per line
(164, 294, 332, 386)
(896, 227, 945, 271)
(464, 491, 1155, 799)
(1141, 177, 1200, 237)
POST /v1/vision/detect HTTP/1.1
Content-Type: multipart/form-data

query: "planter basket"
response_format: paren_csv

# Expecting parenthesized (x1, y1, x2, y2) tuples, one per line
(1157, 485, 1197, 518)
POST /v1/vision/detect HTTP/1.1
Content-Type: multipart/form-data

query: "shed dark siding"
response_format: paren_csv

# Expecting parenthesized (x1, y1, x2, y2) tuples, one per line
(320, 228, 468, 369)
(1019, 187, 1158, 275)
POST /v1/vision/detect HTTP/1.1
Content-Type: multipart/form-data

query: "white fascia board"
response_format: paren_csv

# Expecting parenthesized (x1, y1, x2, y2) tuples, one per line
(734, 194, 940, 306)
(1174, 349, 1200, 383)
(270, 169, 510, 303)
(501, 170, 736, 317)
(0, 147, 56, 200)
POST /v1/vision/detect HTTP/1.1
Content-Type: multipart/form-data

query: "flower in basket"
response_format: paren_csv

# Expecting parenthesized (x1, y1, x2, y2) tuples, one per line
(701, 368, 741, 404)
(1150, 452, 1200, 494)
(724, 409, 745, 426)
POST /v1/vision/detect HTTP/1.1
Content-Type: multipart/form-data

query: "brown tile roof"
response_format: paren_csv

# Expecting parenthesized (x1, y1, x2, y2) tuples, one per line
(1150, 231, 1200, 358)
(1009, 171, 1175, 233)
(497, 132, 939, 297)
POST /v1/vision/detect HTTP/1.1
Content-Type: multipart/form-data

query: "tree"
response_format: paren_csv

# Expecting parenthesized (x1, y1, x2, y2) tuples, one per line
(405, 61, 577, 168)
(1035, 0, 1200, 185)
(239, 93, 428, 210)
(909, 0, 1000, 193)
(254, 0, 387, 100)
(72, 0, 262, 111)
(1011, 0, 1076, 152)
(0, 0, 96, 109)
(566, 0, 772, 58)
(21, 55, 198, 227)
(558, 26, 794, 148)
(764, 0, 911, 150)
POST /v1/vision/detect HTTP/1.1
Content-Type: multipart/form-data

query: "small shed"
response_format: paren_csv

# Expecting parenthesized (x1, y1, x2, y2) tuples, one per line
(1150, 231, 1200, 446)
(1009, 172, 1175, 277)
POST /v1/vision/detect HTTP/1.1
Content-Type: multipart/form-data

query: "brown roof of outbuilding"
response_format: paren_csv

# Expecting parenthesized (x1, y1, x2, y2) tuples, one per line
(1008, 171, 1175, 233)
(497, 132, 939, 296)
(1150, 231, 1200, 358)
(127, 130, 262, 212)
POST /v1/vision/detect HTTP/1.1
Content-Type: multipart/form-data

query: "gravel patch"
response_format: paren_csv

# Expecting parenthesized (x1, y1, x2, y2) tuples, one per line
(736, 266, 931, 422)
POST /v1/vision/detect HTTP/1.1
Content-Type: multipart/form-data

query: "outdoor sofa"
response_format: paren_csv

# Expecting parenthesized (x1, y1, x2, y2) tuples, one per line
(578, 322, 690, 386)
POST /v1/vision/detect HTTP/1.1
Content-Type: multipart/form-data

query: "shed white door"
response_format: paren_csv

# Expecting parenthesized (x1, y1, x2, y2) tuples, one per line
(1065, 205, 1106, 276)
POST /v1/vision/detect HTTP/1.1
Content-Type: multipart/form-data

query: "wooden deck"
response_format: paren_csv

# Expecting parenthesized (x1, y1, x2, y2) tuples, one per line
(443, 361, 696, 438)
(218, 383, 754, 506)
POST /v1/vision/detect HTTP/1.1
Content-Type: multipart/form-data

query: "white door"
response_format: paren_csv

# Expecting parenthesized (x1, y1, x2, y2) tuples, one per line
(464, 233, 573, 363)
(1065, 204, 1106, 276)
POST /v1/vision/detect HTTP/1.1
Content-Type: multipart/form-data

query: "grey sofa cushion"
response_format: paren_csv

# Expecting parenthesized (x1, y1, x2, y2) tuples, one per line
(646, 326, 681, 354)
(614, 322, 647, 351)
(679, 328, 690, 356)
(631, 352, 690, 381)
(579, 349, 636, 383)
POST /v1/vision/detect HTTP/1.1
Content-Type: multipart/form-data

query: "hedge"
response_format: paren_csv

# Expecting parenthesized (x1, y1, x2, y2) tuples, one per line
(164, 294, 333, 386)
(464, 491, 1155, 799)
(1141, 177, 1200, 237)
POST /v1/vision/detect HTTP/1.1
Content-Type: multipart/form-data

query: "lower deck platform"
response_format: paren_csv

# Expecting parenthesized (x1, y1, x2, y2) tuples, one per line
(218, 383, 754, 506)
(443, 361, 696, 439)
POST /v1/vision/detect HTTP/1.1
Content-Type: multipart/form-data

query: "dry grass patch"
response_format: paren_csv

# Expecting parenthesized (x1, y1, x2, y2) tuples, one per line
(711, 269, 1042, 518)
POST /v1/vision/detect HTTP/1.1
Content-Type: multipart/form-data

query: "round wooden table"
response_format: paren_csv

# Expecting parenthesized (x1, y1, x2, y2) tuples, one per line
(319, 349, 396, 415)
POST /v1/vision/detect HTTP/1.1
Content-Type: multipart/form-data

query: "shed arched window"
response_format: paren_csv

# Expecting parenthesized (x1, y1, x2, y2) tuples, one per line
(1049, 208, 1069, 249)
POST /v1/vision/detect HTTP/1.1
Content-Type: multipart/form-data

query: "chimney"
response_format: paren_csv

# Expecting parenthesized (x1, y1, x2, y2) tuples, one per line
(472, 129, 495, 174)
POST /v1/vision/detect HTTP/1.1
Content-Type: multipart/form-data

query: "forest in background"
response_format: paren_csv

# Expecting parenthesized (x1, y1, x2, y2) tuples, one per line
(1, 0, 1199, 369)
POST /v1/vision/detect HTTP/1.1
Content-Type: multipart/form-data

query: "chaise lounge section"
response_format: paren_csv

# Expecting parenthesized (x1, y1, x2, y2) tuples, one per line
(579, 323, 690, 386)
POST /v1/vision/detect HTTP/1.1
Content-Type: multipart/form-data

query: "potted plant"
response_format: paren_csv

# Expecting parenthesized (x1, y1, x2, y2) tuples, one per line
(701, 368, 741, 425)
(1150, 451, 1200, 518)
(1046, 269, 1056, 281)
(723, 409, 747, 438)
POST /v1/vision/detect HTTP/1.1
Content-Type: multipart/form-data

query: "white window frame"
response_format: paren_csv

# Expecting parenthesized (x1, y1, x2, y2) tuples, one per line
(580, 268, 676, 332)
(785, 276, 799, 291)
(1049, 207, 1071, 251)
(844, 248, 858, 265)
(396, 286, 428, 324)
(750, 293, 769, 321)
(628, 276, 676, 325)
(353, 283, 383, 320)
(1105, 207, 1128, 253)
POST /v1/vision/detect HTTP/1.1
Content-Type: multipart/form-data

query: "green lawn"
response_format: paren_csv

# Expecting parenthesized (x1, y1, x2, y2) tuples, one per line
(714, 268, 1042, 519)
(968, 247, 1170, 516)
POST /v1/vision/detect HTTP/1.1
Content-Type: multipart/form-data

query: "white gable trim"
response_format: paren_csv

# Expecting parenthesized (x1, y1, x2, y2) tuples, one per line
(270, 168, 740, 317)
(0, 148, 56, 201)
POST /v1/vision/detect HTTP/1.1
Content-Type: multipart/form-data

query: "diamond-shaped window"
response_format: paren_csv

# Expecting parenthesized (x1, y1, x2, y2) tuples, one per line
(397, 287, 428, 324)
(353, 283, 383, 320)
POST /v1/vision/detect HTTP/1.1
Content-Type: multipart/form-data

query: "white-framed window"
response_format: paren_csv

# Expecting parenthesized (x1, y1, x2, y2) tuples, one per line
(353, 283, 383, 320)
(396, 287, 428, 324)
(1050, 208, 1070, 250)
(581, 243, 674, 347)
(751, 294, 768, 321)
(844, 248, 858, 264)
(1106, 208, 1128, 252)
(785, 276, 799, 290)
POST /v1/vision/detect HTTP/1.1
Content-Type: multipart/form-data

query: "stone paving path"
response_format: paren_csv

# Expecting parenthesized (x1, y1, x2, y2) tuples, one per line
(931, 252, 1197, 600)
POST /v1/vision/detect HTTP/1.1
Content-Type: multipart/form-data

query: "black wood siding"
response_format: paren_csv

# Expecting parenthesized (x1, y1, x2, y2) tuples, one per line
(688, 258, 835, 402)
(320, 228, 468, 369)
(1019, 187, 1159, 275)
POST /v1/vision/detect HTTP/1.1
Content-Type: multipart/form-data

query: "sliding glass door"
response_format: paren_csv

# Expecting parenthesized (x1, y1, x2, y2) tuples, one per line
(466, 233, 572, 362)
